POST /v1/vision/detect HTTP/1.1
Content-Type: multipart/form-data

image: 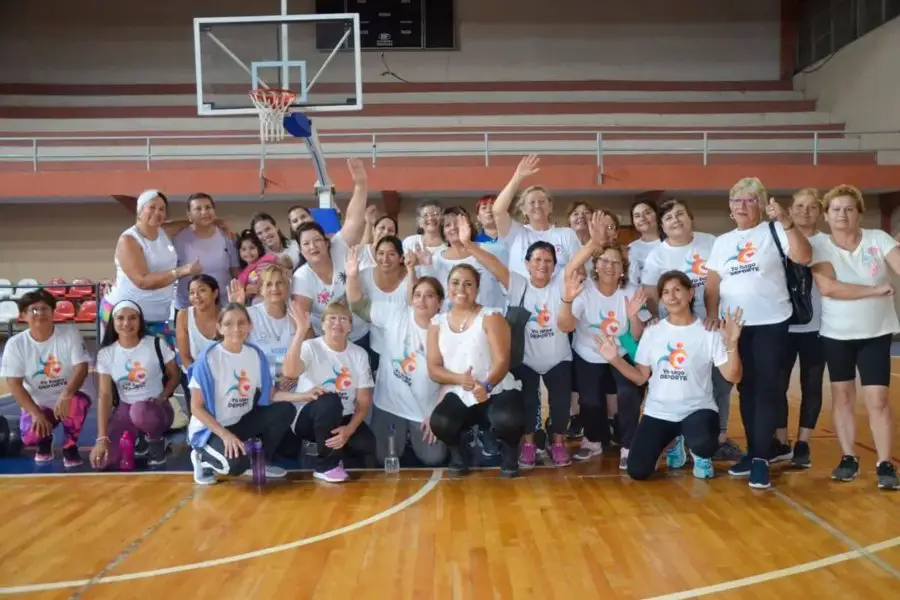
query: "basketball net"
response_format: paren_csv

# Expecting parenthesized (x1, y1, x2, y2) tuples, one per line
(249, 88, 297, 143)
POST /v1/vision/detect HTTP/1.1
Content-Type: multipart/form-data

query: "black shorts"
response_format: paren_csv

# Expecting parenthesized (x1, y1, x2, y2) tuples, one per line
(568, 331, 618, 396)
(822, 334, 892, 387)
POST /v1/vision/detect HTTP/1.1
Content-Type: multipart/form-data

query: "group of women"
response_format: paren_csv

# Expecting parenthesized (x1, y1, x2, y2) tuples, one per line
(2, 155, 898, 491)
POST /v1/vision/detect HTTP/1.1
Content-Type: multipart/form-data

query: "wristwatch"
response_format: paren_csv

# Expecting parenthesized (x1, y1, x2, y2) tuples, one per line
(482, 380, 493, 394)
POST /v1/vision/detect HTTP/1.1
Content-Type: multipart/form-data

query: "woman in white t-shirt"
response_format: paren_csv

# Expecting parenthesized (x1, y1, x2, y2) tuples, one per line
(705, 177, 812, 489)
(402, 200, 445, 257)
(358, 207, 399, 269)
(175, 275, 220, 371)
(558, 242, 646, 469)
(598, 271, 744, 481)
(346, 250, 447, 466)
(187, 303, 298, 485)
(291, 158, 370, 347)
(354, 235, 409, 373)
(491, 155, 582, 278)
(0, 289, 91, 468)
(282, 302, 376, 483)
(251, 212, 303, 271)
(90, 301, 180, 469)
(773, 188, 827, 470)
(641, 198, 742, 463)
(427, 264, 524, 478)
(628, 199, 662, 286)
(229, 264, 297, 386)
(810, 185, 900, 490)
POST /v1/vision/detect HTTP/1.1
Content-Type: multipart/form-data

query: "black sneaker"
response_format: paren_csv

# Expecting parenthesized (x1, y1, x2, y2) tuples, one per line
(532, 428, 548, 454)
(749, 458, 771, 489)
(35, 437, 54, 463)
(499, 443, 520, 479)
(831, 455, 859, 482)
(134, 434, 150, 458)
(147, 439, 168, 466)
(876, 461, 900, 490)
(791, 441, 812, 468)
(770, 440, 793, 463)
(609, 417, 622, 446)
(447, 444, 470, 478)
(728, 454, 752, 476)
(62, 446, 83, 468)
(480, 429, 501, 458)
(566, 414, 584, 440)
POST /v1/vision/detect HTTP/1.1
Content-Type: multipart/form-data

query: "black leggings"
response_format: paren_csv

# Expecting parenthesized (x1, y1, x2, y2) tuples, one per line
(203, 402, 294, 475)
(627, 410, 719, 480)
(738, 320, 789, 459)
(776, 331, 825, 431)
(574, 353, 643, 448)
(430, 390, 524, 450)
(513, 361, 572, 436)
(281, 393, 377, 471)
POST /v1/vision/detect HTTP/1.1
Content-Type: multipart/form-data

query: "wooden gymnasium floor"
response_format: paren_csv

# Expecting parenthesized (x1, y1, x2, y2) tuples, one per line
(1, 363, 900, 599)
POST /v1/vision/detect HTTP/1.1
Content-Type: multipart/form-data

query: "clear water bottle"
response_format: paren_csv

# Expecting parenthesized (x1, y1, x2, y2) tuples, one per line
(246, 438, 266, 485)
(384, 424, 400, 475)
(119, 430, 135, 472)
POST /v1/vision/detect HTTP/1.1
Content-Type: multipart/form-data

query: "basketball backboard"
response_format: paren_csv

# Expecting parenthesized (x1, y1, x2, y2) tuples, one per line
(193, 13, 362, 116)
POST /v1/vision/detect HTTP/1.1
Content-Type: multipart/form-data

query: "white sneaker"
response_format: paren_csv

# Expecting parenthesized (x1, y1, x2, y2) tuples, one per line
(618, 448, 629, 471)
(241, 464, 288, 479)
(190, 449, 216, 485)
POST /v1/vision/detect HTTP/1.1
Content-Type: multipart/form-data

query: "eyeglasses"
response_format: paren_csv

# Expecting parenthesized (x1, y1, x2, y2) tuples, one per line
(324, 315, 351, 324)
(28, 306, 51, 315)
(421, 211, 442, 219)
(598, 258, 623, 267)
(729, 197, 759, 205)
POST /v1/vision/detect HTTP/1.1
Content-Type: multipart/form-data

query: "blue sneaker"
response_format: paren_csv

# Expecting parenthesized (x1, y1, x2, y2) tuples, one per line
(666, 435, 687, 469)
(691, 453, 714, 479)
(749, 458, 771, 489)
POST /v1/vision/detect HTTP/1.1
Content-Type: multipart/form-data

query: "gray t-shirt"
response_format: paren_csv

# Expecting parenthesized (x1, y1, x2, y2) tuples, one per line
(173, 228, 239, 309)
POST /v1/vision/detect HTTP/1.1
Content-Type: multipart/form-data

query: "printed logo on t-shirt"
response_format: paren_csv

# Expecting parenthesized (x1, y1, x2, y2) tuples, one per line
(226, 369, 253, 409)
(32, 353, 65, 392)
(724, 242, 759, 275)
(248, 269, 261, 285)
(316, 289, 333, 305)
(590, 311, 621, 336)
(117, 359, 148, 392)
(392, 351, 418, 386)
(323, 365, 353, 403)
(684, 253, 708, 277)
(861, 246, 883, 276)
(527, 304, 555, 339)
(656, 342, 688, 382)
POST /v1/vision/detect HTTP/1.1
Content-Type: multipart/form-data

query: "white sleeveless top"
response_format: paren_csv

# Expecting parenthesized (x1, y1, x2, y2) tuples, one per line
(433, 307, 520, 407)
(187, 307, 217, 362)
(247, 302, 296, 378)
(107, 225, 177, 322)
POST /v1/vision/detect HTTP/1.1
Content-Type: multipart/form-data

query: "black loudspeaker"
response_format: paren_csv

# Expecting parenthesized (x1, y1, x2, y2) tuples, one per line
(0, 415, 24, 458)
(424, 0, 455, 49)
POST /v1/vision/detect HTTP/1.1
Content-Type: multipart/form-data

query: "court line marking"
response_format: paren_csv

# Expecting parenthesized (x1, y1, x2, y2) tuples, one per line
(643, 536, 900, 599)
(774, 489, 900, 579)
(0, 469, 443, 595)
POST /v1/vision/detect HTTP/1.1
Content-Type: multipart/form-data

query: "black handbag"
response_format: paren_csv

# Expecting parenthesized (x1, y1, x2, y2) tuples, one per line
(505, 287, 531, 370)
(769, 221, 814, 325)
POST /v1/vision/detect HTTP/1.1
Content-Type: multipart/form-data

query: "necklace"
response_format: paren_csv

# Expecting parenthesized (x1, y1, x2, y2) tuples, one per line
(451, 309, 476, 333)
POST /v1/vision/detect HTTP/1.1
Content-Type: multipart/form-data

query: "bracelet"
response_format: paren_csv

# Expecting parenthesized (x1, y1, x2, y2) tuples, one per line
(561, 298, 573, 304)
(171, 268, 179, 279)
(96, 436, 110, 443)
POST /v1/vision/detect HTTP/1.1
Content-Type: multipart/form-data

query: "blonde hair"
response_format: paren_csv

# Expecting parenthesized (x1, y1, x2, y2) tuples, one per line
(515, 185, 554, 224)
(590, 243, 630, 288)
(729, 177, 768, 204)
(258, 263, 289, 287)
(823, 184, 865, 212)
(792, 187, 823, 207)
(322, 301, 352, 320)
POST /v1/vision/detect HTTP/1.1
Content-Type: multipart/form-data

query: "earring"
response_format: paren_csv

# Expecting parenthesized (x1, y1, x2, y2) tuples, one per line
(729, 212, 735, 220)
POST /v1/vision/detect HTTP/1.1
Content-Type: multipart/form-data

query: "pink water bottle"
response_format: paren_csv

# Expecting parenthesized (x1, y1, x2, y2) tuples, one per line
(119, 430, 135, 472)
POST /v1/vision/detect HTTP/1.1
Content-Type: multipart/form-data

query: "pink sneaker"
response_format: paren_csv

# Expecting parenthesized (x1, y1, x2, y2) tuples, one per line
(314, 461, 350, 483)
(550, 442, 572, 467)
(518, 442, 537, 468)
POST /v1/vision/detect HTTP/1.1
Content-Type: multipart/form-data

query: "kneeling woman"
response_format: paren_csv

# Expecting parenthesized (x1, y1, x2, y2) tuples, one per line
(281, 302, 377, 483)
(187, 303, 296, 485)
(597, 271, 743, 481)
(427, 264, 524, 477)
(91, 301, 181, 469)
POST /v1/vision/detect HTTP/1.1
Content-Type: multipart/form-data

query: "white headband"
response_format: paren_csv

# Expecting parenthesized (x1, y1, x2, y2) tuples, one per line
(136, 189, 163, 214)
(111, 300, 141, 317)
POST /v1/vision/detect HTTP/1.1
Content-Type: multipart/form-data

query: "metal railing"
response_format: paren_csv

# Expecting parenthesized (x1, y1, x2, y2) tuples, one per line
(1, 129, 899, 172)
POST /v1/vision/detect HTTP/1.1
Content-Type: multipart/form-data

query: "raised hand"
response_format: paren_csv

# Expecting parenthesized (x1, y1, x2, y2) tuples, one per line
(404, 250, 418, 270)
(365, 204, 379, 226)
(347, 157, 367, 185)
(228, 279, 246, 305)
(345, 245, 360, 279)
(562, 268, 585, 303)
(593, 334, 620, 362)
(625, 288, 648, 318)
(288, 304, 312, 337)
(722, 307, 745, 347)
(766, 197, 788, 223)
(514, 154, 540, 181)
(456, 214, 473, 245)
(588, 211, 608, 247)
(414, 242, 433, 267)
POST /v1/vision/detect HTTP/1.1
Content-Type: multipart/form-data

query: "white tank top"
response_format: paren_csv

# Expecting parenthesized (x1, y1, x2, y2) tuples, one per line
(187, 307, 216, 361)
(107, 225, 177, 322)
(433, 307, 519, 407)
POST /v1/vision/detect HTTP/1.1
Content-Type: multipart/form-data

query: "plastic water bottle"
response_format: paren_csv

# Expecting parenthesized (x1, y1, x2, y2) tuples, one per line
(119, 430, 135, 472)
(384, 424, 400, 475)
(249, 438, 266, 485)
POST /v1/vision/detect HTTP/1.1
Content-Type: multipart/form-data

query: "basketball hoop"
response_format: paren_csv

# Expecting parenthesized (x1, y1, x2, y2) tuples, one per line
(249, 88, 297, 143)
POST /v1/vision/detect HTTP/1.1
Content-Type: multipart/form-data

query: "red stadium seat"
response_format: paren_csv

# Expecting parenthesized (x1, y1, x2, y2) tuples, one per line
(74, 300, 98, 323)
(53, 300, 76, 322)
(67, 278, 95, 300)
(46, 278, 68, 299)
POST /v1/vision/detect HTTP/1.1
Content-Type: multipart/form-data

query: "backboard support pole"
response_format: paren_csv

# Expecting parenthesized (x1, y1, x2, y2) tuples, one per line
(279, 0, 289, 90)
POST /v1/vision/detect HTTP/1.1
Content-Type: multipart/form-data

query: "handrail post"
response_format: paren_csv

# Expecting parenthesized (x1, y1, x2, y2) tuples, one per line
(371, 134, 377, 166)
(596, 132, 604, 175)
(32, 139, 38, 172)
(813, 131, 819, 166)
(702, 131, 709, 166)
(484, 133, 489, 167)
(146, 137, 152, 171)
